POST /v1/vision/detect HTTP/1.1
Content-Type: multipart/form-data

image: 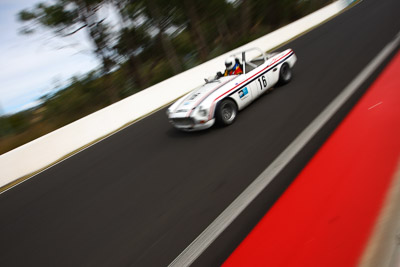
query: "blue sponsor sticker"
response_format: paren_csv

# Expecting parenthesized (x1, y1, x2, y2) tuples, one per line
(238, 87, 249, 99)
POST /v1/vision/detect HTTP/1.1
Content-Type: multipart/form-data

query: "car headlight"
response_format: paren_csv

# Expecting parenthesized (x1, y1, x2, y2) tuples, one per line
(198, 107, 208, 117)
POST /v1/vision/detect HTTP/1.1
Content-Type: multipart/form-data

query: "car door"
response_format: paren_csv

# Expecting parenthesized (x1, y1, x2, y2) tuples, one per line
(250, 70, 270, 99)
(232, 75, 254, 109)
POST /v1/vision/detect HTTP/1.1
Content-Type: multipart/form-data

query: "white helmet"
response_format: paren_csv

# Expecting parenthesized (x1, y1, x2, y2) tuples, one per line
(225, 56, 235, 70)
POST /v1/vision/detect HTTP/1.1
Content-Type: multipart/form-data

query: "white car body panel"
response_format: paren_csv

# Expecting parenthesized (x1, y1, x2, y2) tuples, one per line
(167, 48, 297, 131)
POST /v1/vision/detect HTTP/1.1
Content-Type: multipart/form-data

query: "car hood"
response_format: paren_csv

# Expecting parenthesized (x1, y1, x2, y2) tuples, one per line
(170, 76, 238, 115)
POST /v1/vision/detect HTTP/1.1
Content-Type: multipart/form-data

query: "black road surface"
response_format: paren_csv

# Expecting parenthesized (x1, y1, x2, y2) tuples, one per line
(1, 0, 400, 266)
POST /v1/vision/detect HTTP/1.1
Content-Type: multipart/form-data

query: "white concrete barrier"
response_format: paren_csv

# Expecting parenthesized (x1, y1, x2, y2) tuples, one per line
(0, 1, 350, 188)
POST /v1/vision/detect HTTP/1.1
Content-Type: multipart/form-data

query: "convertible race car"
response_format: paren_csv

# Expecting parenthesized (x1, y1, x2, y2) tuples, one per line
(167, 47, 297, 131)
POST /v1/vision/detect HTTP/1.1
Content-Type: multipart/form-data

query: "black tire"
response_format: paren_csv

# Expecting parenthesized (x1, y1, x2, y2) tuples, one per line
(215, 99, 238, 126)
(278, 63, 292, 85)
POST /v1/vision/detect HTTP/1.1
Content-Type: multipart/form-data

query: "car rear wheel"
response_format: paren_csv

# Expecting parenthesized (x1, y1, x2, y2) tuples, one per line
(216, 99, 237, 126)
(278, 63, 292, 85)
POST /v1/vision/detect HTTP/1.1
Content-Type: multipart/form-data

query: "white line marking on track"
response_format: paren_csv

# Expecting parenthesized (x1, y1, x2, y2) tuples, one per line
(368, 101, 383, 110)
(169, 31, 400, 267)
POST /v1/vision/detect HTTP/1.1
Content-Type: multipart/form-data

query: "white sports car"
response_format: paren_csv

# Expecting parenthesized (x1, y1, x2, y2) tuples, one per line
(167, 47, 297, 131)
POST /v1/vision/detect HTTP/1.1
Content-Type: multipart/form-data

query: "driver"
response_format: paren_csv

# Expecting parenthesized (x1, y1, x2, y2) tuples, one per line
(224, 56, 243, 76)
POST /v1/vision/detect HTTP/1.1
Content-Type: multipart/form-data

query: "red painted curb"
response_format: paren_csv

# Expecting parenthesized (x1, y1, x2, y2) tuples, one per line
(223, 51, 400, 267)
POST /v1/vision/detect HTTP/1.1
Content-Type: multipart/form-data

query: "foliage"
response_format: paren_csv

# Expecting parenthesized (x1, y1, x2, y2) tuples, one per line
(0, 0, 333, 155)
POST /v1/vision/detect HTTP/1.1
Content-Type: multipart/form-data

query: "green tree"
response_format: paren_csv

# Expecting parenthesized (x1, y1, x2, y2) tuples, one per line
(126, 0, 183, 74)
(112, 0, 152, 89)
(198, 0, 236, 50)
(18, 0, 120, 101)
(115, 26, 151, 89)
(19, 0, 114, 72)
(177, 0, 209, 61)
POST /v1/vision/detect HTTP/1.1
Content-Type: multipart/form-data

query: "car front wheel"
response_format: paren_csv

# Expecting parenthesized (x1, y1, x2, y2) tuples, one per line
(216, 99, 237, 126)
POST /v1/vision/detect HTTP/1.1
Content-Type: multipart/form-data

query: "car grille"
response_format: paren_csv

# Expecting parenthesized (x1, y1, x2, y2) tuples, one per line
(171, 117, 194, 127)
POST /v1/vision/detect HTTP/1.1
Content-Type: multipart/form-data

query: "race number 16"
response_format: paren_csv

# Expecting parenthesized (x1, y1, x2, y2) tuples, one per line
(257, 76, 267, 89)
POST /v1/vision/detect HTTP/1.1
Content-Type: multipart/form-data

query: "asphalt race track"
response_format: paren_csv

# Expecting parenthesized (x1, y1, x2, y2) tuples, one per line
(1, 0, 399, 266)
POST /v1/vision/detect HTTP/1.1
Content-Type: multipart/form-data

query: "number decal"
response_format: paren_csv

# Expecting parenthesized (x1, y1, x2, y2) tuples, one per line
(257, 76, 267, 89)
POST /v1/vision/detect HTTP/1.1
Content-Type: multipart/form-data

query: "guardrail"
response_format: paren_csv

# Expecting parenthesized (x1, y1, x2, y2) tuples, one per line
(0, 1, 351, 190)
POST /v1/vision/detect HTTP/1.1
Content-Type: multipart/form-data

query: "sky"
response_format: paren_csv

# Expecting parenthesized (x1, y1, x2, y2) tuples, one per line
(0, 0, 101, 115)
